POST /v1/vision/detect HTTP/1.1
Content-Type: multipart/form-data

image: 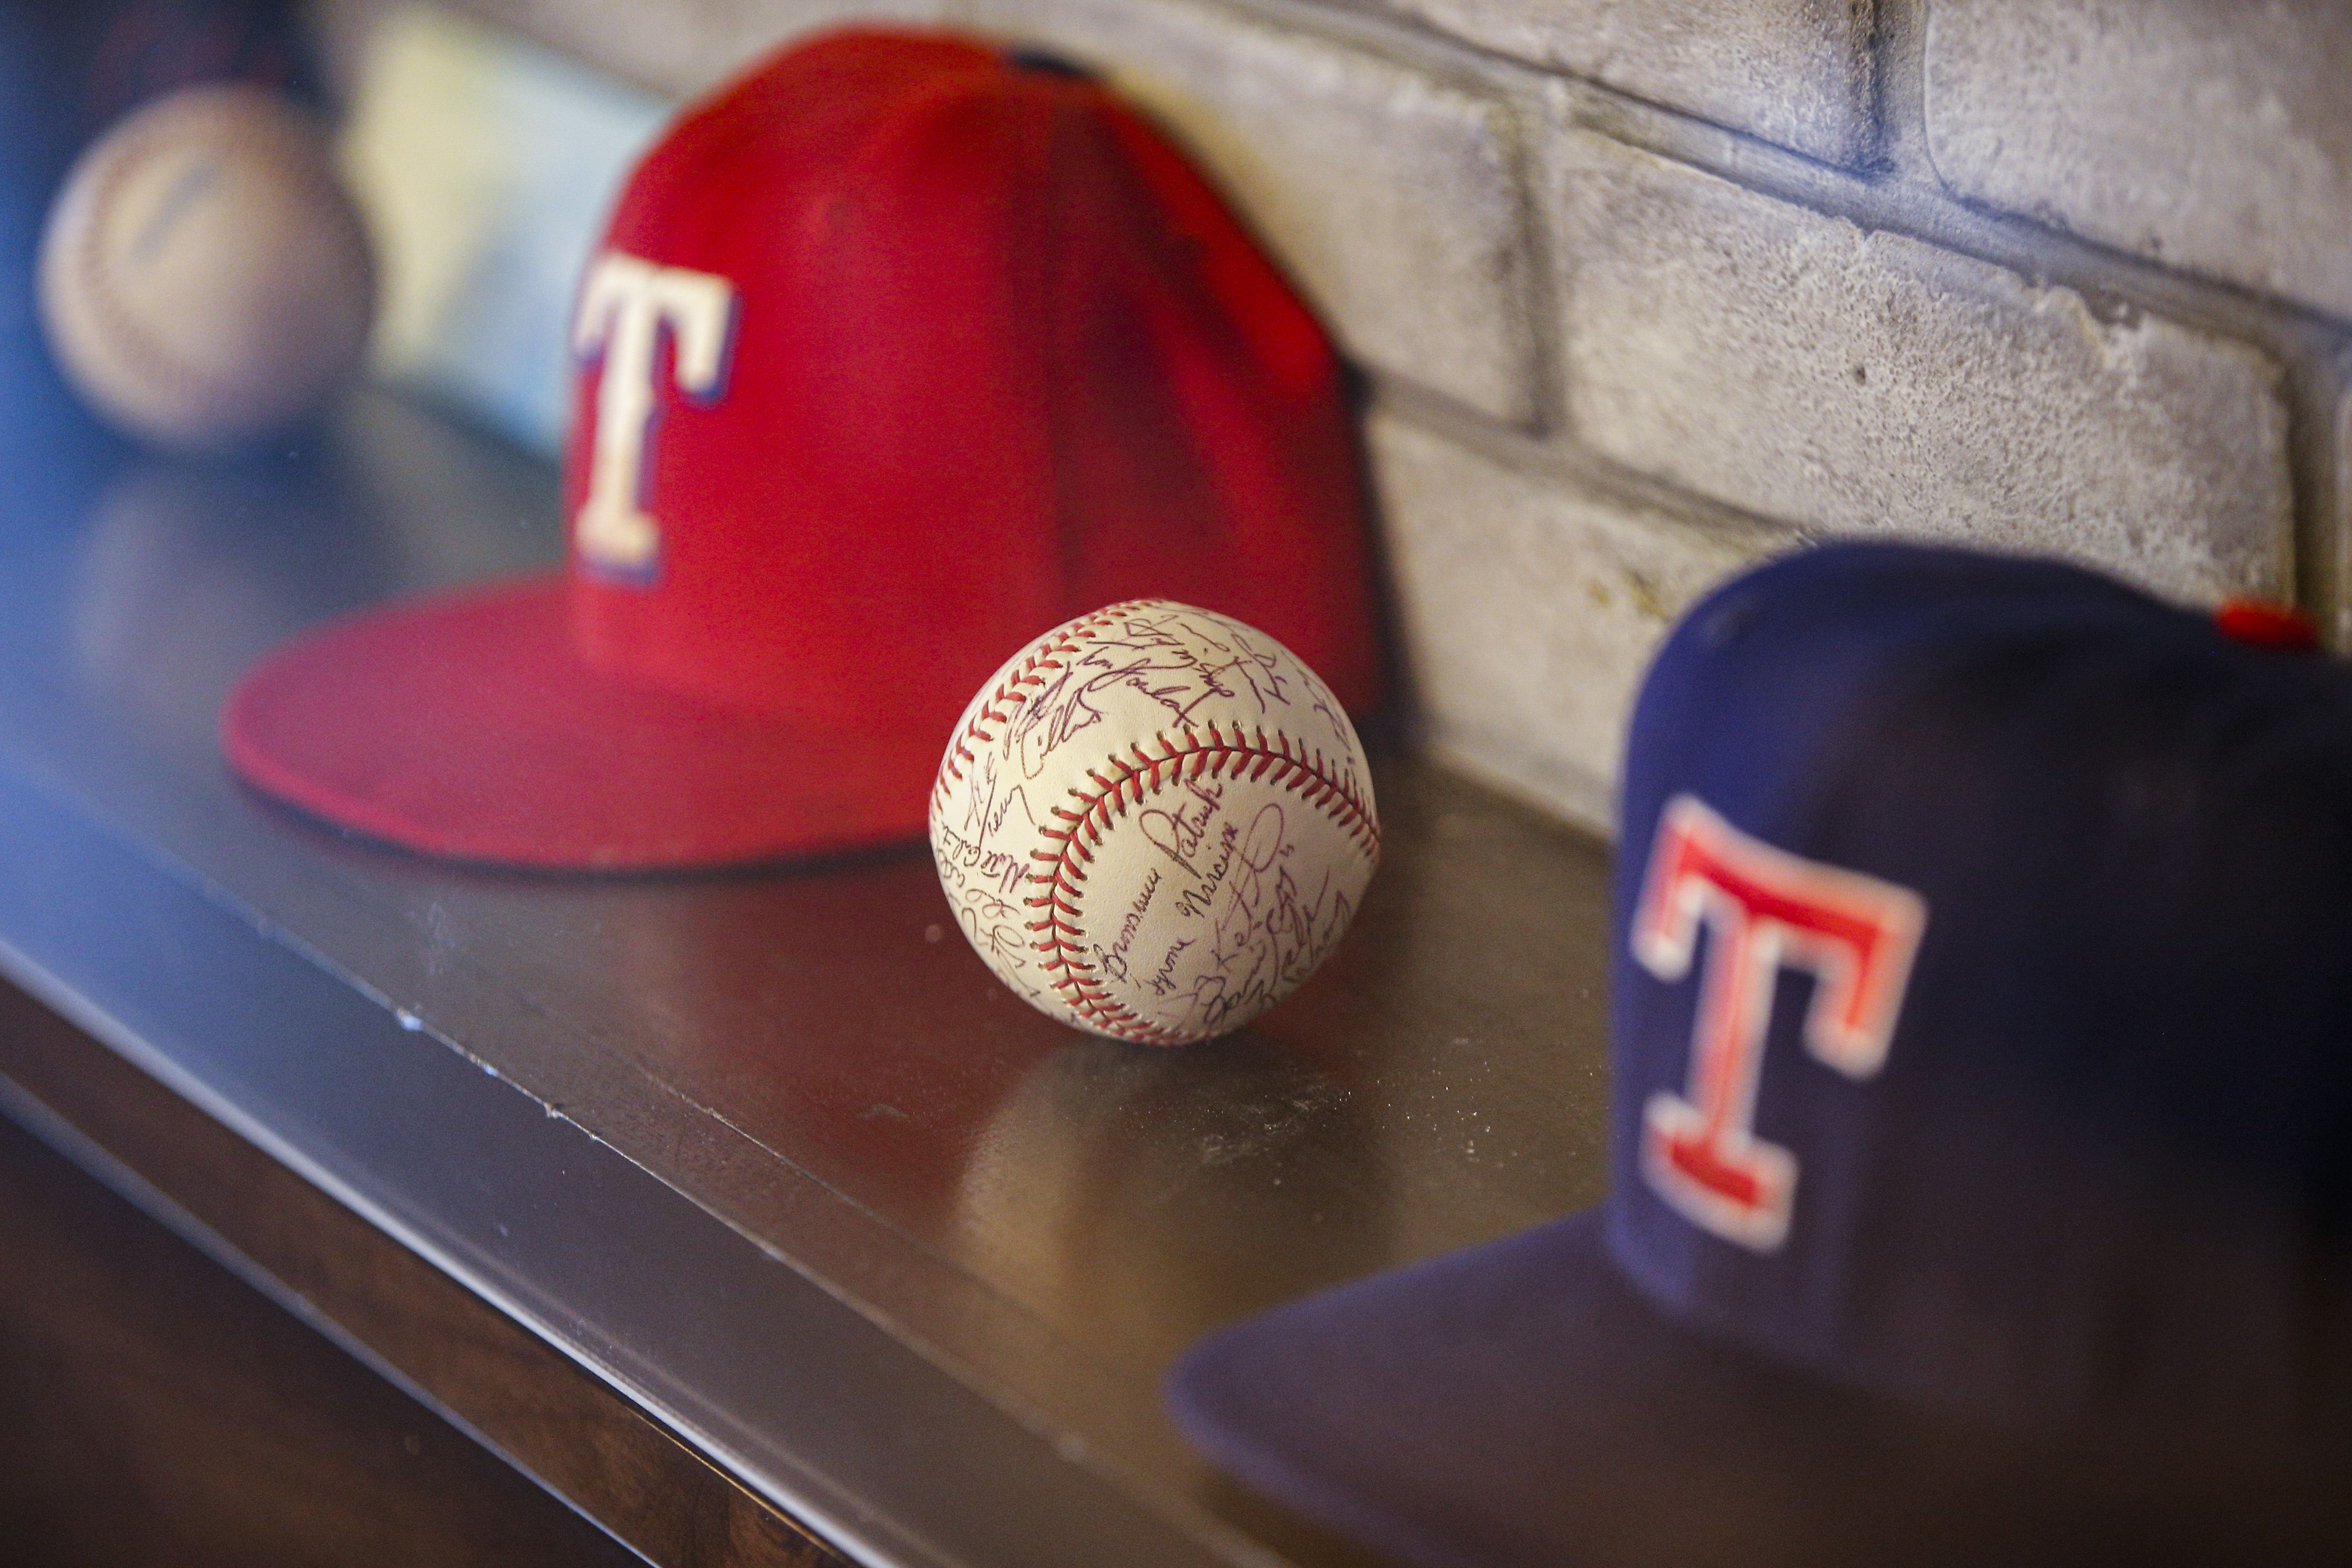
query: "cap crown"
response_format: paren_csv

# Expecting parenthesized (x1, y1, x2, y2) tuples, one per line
(559, 29, 1381, 738)
(1610, 543, 2352, 1434)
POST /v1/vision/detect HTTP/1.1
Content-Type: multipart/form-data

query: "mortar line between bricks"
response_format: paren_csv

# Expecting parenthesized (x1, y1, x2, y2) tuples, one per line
(1497, 99, 1566, 438)
(1171, 0, 1566, 103)
(958, 0, 2352, 382)
(1194, 0, 2352, 359)
(947, 0, 2347, 631)
(1538, 67, 2347, 626)
(2286, 352, 2352, 643)
(1869, 0, 1931, 182)
(1370, 379, 1808, 561)
(1200, 0, 1571, 436)
(958, 0, 1548, 427)
(986, 0, 2352, 513)
(1090, 0, 2352, 370)
(1554, 90, 2343, 359)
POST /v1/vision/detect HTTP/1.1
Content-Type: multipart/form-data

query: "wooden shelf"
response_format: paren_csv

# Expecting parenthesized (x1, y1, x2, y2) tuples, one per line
(0, 388, 1613, 1567)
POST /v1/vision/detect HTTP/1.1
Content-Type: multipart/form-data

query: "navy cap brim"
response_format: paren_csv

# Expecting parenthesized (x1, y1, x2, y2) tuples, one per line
(1166, 1212, 2352, 1568)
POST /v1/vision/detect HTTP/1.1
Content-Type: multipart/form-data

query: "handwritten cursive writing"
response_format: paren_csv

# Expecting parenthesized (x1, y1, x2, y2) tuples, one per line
(1137, 777, 1224, 876)
(1093, 868, 1161, 982)
(1008, 611, 1307, 780)
(1146, 935, 1195, 998)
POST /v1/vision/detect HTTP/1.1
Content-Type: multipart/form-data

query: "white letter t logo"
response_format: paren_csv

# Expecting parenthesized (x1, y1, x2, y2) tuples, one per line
(571, 251, 738, 575)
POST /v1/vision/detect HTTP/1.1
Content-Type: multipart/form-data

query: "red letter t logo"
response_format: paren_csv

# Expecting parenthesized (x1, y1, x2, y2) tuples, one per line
(1631, 795, 1927, 1253)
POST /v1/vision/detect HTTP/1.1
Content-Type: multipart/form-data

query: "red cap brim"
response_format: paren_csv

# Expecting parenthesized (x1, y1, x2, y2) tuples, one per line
(221, 575, 935, 868)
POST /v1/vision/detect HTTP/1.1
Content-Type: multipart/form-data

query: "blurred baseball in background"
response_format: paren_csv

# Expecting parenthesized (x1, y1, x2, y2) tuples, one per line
(38, 81, 373, 451)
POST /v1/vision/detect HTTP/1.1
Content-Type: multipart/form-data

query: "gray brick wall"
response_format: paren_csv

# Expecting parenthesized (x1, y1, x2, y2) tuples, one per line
(961, 0, 1540, 423)
(1925, 0, 2352, 324)
(1544, 127, 2292, 605)
(1372, 410, 1779, 827)
(319, 0, 2352, 835)
(1382, 0, 1877, 168)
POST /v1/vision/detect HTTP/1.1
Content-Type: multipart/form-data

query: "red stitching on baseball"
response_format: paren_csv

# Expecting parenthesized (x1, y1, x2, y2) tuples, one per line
(1024, 725, 1377, 1046)
(68, 99, 338, 416)
(931, 600, 1162, 802)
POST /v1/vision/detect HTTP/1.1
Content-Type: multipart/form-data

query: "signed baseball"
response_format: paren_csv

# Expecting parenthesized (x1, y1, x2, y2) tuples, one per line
(931, 601, 1378, 1045)
(39, 83, 375, 451)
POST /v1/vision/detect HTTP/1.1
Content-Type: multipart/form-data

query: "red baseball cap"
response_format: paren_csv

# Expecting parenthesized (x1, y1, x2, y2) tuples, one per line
(223, 28, 1384, 868)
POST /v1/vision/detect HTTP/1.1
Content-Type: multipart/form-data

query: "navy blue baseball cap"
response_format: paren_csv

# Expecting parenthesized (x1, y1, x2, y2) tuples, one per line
(1168, 542, 2352, 1567)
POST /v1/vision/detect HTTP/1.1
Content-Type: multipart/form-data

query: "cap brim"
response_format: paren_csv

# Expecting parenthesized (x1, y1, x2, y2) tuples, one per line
(222, 574, 935, 869)
(1167, 1212, 2352, 1568)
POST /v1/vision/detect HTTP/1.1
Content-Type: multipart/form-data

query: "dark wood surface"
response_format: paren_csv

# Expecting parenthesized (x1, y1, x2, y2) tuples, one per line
(0, 1104, 637, 1566)
(0, 976, 855, 1568)
(0, 387, 1616, 1566)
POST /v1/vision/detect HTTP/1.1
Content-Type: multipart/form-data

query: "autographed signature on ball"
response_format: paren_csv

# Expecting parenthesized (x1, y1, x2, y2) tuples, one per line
(931, 601, 1378, 1045)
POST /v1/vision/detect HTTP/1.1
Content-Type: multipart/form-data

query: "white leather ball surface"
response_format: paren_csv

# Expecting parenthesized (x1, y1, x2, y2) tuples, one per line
(931, 601, 1379, 1045)
(38, 83, 375, 451)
